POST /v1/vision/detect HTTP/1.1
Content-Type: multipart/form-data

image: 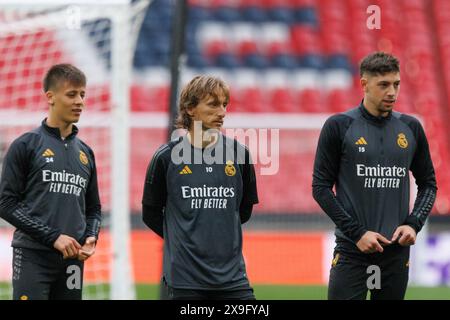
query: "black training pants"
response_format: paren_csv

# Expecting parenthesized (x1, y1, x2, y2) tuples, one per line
(328, 243, 410, 300)
(12, 247, 84, 300)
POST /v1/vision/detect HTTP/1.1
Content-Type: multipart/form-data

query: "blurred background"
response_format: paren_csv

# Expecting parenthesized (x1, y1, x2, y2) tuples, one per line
(0, 0, 449, 299)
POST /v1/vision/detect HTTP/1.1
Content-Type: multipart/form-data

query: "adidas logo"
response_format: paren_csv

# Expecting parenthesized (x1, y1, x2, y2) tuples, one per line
(355, 137, 368, 145)
(42, 148, 55, 157)
(179, 165, 192, 175)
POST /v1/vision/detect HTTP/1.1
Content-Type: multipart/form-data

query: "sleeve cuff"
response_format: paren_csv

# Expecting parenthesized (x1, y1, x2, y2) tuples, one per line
(350, 228, 367, 244)
(405, 216, 422, 233)
(44, 230, 62, 249)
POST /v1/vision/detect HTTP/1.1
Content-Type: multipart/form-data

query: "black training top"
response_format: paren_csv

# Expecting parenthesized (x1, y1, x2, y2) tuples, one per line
(312, 102, 437, 251)
(142, 134, 258, 290)
(0, 119, 102, 251)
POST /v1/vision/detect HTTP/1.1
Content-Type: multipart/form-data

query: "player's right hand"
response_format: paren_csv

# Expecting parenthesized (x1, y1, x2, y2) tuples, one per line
(53, 234, 82, 259)
(356, 231, 392, 254)
(78, 236, 97, 261)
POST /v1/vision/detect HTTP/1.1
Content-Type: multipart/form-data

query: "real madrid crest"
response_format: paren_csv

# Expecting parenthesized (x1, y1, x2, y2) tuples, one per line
(225, 160, 236, 177)
(397, 133, 408, 149)
(79, 150, 89, 165)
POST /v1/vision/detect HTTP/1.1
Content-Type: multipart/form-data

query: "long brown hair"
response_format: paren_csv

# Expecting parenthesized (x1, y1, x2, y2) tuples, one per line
(175, 75, 230, 130)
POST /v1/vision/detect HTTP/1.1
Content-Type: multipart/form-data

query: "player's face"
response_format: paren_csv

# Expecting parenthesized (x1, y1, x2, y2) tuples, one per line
(47, 81, 86, 124)
(361, 72, 400, 116)
(189, 91, 228, 131)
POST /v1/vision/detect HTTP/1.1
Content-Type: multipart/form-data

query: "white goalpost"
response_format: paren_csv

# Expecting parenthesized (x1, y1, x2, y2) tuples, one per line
(0, 0, 150, 299)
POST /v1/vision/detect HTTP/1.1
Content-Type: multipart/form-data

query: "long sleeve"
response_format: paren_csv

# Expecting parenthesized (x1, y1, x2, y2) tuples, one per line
(239, 146, 258, 224)
(312, 116, 367, 243)
(239, 203, 253, 224)
(81, 148, 102, 243)
(142, 204, 164, 238)
(142, 145, 168, 238)
(403, 117, 437, 233)
(0, 137, 61, 248)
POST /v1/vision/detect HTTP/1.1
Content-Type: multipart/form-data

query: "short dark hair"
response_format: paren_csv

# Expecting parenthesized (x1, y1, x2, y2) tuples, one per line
(176, 75, 230, 130)
(359, 52, 400, 77)
(43, 63, 86, 92)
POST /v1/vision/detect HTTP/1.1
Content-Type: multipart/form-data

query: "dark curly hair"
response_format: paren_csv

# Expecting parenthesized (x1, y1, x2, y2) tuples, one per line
(360, 52, 400, 77)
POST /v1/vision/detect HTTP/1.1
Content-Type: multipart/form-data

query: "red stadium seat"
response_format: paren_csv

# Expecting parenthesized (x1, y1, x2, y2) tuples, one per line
(326, 89, 354, 113)
(204, 39, 231, 59)
(321, 31, 350, 55)
(86, 85, 110, 111)
(236, 40, 259, 57)
(297, 88, 325, 113)
(234, 87, 266, 113)
(290, 25, 321, 55)
(130, 85, 169, 112)
(268, 88, 297, 112)
(129, 129, 167, 211)
(290, 0, 317, 7)
(260, 0, 293, 8)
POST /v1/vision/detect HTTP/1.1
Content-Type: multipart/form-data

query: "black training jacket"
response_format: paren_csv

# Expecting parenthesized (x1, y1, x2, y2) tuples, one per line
(313, 103, 437, 248)
(0, 119, 101, 251)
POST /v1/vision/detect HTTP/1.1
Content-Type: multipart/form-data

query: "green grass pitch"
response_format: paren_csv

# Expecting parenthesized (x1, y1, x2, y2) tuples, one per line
(132, 284, 450, 300)
(2, 283, 449, 300)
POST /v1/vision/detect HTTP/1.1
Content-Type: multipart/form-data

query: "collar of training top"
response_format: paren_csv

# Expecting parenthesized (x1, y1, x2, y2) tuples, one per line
(359, 99, 392, 125)
(41, 118, 79, 140)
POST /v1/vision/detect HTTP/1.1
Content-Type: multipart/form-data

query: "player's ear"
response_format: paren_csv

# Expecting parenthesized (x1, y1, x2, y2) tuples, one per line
(45, 91, 55, 106)
(360, 77, 368, 92)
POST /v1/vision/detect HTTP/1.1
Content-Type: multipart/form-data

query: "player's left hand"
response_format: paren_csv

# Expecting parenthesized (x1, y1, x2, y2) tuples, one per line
(78, 236, 97, 261)
(391, 225, 416, 246)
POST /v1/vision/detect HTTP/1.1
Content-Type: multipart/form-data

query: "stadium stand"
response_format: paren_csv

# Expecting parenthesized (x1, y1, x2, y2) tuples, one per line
(1, 0, 449, 216)
(131, 0, 450, 215)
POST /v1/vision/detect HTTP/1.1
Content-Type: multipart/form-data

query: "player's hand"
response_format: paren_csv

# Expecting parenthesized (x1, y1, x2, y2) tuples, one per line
(53, 234, 82, 259)
(356, 231, 392, 253)
(391, 225, 416, 246)
(78, 236, 97, 261)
